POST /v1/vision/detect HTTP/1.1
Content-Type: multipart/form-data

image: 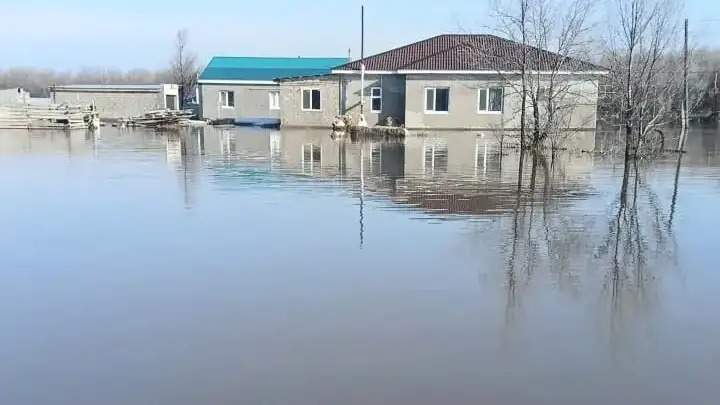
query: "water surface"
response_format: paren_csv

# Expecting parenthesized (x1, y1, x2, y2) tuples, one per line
(1, 126, 719, 404)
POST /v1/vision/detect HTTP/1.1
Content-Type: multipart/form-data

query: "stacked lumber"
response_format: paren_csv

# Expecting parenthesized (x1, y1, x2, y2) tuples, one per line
(0, 104, 99, 130)
(124, 109, 194, 128)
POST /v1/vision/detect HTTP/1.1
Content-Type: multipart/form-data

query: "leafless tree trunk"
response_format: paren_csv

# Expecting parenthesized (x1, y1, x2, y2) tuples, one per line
(520, 0, 529, 150)
(484, 0, 597, 151)
(170, 29, 199, 109)
(603, 0, 684, 160)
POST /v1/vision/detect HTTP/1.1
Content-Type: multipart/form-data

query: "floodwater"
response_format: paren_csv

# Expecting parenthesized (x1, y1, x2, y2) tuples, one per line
(1, 126, 719, 405)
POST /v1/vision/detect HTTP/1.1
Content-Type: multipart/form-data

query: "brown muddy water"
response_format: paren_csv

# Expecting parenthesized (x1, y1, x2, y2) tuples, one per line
(1, 126, 719, 405)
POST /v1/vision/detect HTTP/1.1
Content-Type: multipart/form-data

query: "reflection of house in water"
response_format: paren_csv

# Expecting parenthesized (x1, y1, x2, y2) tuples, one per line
(166, 131, 207, 209)
(269, 133, 281, 161)
(421, 138, 449, 175)
(166, 135, 182, 165)
(301, 143, 322, 174)
(363, 134, 595, 216)
(190, 127, 596, 216)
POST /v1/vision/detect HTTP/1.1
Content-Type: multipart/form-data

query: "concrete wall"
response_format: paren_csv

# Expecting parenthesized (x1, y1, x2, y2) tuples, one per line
(404, 74, 600, 131)
(199, 83, 281, 121)
(341, 74, 406, 126)
(51, 85, 179, 120)
(53, 91, 160, 119)
(278, 77, 341, 128)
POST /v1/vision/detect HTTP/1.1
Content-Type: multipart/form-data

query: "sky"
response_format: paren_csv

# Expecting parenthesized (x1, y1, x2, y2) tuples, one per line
(1, 0, 719, 71)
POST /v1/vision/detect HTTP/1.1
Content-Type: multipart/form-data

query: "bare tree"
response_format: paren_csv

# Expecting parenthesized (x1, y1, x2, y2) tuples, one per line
(477, 0, 599, 151)
(519, 0, 598, 150)
(489, 0, 531, 149)
(170, 29, 199, 109)
(602, 0, 684, 159)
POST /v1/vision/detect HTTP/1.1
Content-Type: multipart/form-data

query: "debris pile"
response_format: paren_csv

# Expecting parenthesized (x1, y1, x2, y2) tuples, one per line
(0, 104, 99, 130)
(122, 109, 195, 128)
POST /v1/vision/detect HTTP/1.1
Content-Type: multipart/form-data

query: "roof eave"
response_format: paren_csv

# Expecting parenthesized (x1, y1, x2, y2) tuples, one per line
(198, 79, 278, 85)
(332, 69, 609, 75)
(331, 69, 397, 75)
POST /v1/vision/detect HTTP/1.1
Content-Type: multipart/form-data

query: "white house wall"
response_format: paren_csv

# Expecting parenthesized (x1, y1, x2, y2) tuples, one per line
(278, 78, 341, 128)
(200, 83, 281, 120)
(341, 74, 406, 126)
(404, 74, 600, 131)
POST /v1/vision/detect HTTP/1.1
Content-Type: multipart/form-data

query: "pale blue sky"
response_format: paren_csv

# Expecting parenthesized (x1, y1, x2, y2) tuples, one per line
(2, 0, 719, 71)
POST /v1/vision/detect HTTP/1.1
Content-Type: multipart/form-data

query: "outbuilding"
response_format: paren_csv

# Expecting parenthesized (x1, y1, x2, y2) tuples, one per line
(197, 57, 347, 126)
(50, 84, 180, 120)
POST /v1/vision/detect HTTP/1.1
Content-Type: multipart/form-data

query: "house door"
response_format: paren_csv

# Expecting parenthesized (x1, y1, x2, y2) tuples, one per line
(165, 94, 177, 110)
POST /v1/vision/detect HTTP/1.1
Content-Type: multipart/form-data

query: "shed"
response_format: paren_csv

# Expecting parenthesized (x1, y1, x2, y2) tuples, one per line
(198, 57, 347, 125)
(49, 84, 180, 120)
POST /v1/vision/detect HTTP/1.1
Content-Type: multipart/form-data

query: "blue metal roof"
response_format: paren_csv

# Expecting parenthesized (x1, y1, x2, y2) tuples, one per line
(199, 57, 348, 81)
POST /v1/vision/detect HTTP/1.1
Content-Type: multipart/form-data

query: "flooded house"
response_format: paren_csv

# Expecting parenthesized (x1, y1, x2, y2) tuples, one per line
(197, 57, 347, 125)
(277, 34, 608, 150)
(49, 84, 180, 120)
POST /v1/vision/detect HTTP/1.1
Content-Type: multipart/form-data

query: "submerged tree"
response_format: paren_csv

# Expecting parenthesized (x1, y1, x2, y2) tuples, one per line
(478, 0, 599, 151)
(602, 0, 684, 158)
(170, 29, 200, 109)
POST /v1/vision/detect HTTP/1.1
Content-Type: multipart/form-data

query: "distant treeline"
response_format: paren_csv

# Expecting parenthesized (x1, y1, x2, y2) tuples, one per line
(0, 68, 174, 97)
(691, 49, 720, 116)
(598, 48, 720, 126)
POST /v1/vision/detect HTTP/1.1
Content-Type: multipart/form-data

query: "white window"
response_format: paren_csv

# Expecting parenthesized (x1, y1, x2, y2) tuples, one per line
(425, 87, 450, 113)
(478, 87, 503, 113)
(219, 90, 234, 108)
(269, 91, 280, 110)
(302, 89, 321, 111)
(370, 87, 382, 112)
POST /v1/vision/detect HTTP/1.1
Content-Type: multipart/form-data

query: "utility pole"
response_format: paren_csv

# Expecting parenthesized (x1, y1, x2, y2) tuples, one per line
(360, 5, 366, 119)
(679, 18, 689, 151)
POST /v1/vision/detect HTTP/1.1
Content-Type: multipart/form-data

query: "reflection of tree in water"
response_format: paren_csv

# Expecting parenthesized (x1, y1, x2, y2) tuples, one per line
(600, 157, 679, 349)
(502, 151, 680, 345)
(504, 152, 556, 327)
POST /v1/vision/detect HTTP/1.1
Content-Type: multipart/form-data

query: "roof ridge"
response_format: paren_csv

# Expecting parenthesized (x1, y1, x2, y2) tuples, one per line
(336, 33, 607, 72)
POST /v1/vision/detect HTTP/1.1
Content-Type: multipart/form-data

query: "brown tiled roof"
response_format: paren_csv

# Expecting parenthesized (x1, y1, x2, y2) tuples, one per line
(336, 34, 606, 72)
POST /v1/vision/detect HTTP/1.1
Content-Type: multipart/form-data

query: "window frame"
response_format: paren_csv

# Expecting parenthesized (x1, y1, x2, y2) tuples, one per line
(477, 87, 504, 114)
(301, 88, 322, 111)
(370, 87, 382, 113)
(424, 87, 450, 114)
(269, 90, 280, 111)
(219, 90, 235, 108)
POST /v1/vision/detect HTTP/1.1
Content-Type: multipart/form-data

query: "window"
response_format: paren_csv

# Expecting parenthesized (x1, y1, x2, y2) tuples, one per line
(269, 91, 280, 110)
(219, 90, 234, 108)
(478, 87, 503, 113)
(425, 87, 450, 113)
(302, 89, 321, 111)
(370, 87, 382, 112)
